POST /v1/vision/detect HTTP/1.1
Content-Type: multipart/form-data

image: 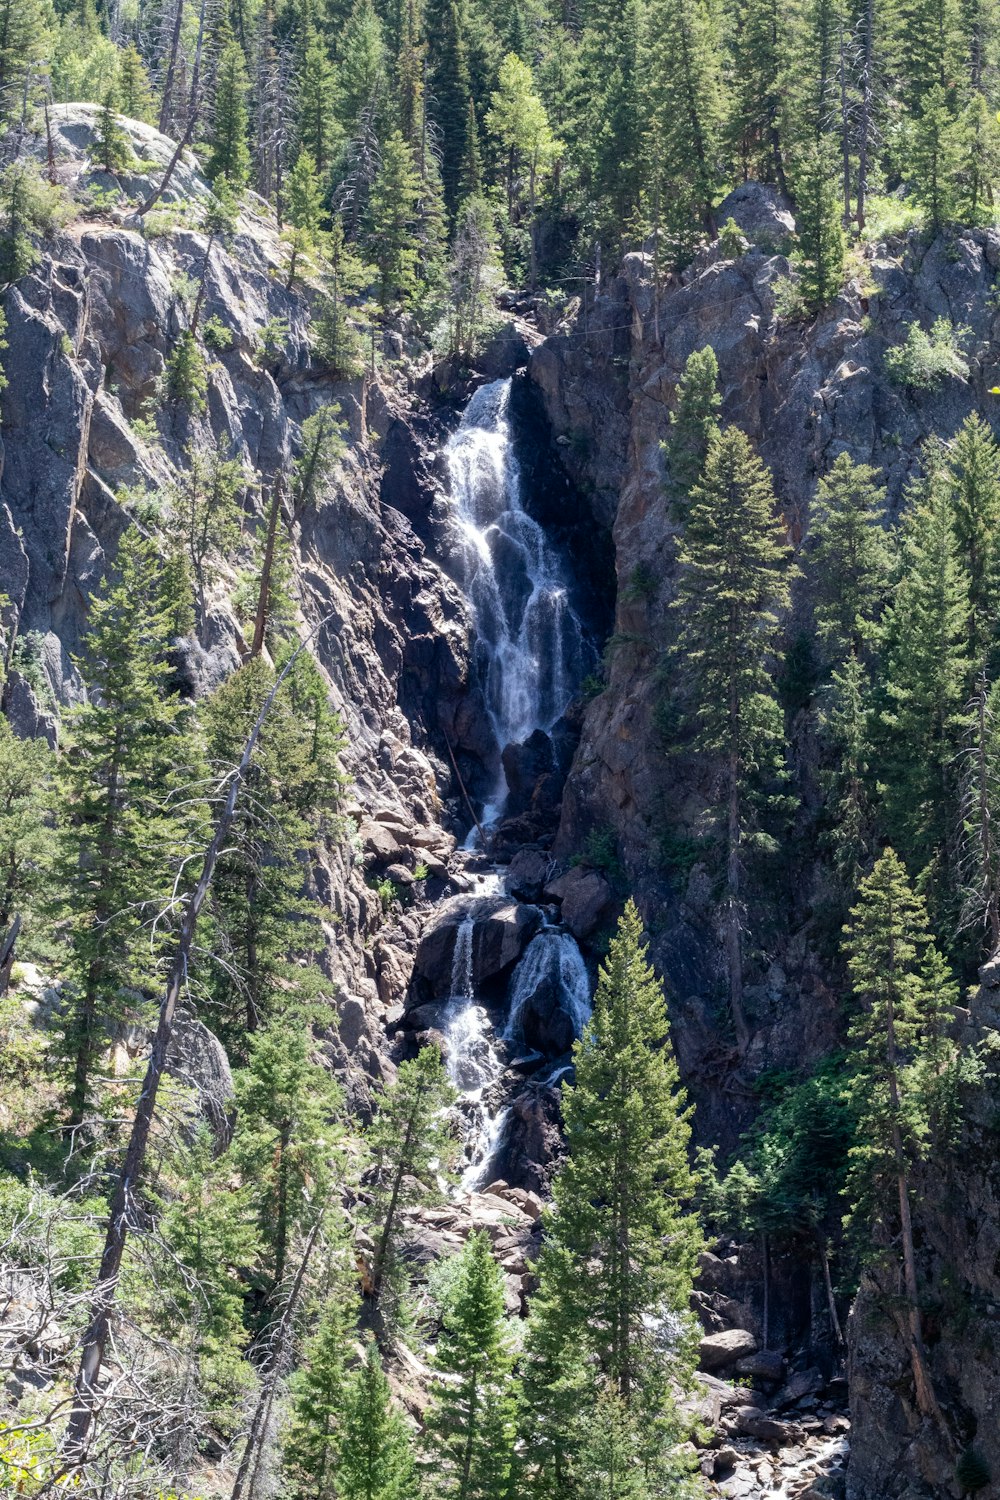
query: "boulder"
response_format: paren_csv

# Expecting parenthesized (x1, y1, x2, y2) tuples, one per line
(506, 847, 552, 902)
(411, 897, 541, 999)
(733, 1407, 799, 1443)
(715, 181, 795, 249)
(542, 866, 614, 941)
(698, 1328, 758, 1372)
(165, 1015, 236, 1150)
(735, 1349, 785, 1382)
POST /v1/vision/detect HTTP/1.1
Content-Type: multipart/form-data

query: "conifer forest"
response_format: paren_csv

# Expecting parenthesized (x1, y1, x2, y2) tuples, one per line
(8, 0, 1000, 1495)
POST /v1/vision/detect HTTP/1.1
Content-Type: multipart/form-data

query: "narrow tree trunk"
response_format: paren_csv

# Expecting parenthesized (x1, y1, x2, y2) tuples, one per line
(250, 479, 283, 660)
(371, 1110, 416, 1297)
(977, 679, 1000, 952)
(856, 0, 875, 229)
(816, 1233, 844, 1347)
(0, 913, 20, 996)
(61, 626, 330, 1465)
(158, 0, 186, 135)
(143, 0, 208, 217)
(726, 737, 750, 1054)
(838, 22, 851, 222)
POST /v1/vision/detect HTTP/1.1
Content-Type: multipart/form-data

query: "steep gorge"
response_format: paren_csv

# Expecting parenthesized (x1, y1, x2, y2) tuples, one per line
(5, 111, 1000, 1499)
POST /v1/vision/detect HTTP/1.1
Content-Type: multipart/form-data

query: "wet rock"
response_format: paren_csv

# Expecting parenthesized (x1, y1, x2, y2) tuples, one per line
(774, 1367, 823, 1409)
(506, 847, 552, 902)
(733, 1407, 799, 1443)
(699, 1328, 758, 1371)
(543, 865, 614, 941)
(411, 897, 541, 999)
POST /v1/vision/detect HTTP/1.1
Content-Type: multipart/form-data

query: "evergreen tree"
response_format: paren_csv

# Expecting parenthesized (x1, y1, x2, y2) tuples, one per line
(484, 53, 560, 287)
(897, 0, 963, 113)
(585, 0, 646, 243)
(843, 848, 957, 1424)
(645, 0, 722, 240)
(336, 0, 387, 134)
(947, 412, 1000, 669)
(673, 428, 793, 1051)
(297, 8, 341, 175)
(116, 42, 154, 122)
(363, 1046, 457, 1311)
(58, 529, 198, 1127)
(520, 904, 701, 1494)
(428, 0, 472, 216)
(819, 652, 879, 892)
(953, 91, 1000, 222)
(664, 345, 721, 514)
(956, 674, 1000, 949)
(725, 0, 790, 193)
(447, 194, 501, 357)
(290, 404, 348, 515)
(878, 456, 971, 907)
(793, 141, 846, 313)
(95, 88, 133, 173)
(0, 162, 43, 286)
(284, 148, 325, 289)
(0, 0, 53, 131)
(903, 83, 959, 228)
(167, 439, 247, 622)
(233, 1022, 345, 1294)
(201, 656, 343, 1050)
(165, 329, 209, 412)
(284, 1266, 358, 1496)
(809, 452, 891, 667)
(314, 216, 370, 374)
(364, 130, 422, 310)
(422, 1230, 515, 1500)
(206, 38, 252, 186)
(339, 1336, 416, 1500)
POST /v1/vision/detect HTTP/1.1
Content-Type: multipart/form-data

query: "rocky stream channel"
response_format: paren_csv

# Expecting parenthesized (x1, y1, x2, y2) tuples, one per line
(384, 376, 851, 1500)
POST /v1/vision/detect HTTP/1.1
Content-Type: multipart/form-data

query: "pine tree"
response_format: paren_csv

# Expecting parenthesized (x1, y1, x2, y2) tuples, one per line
(284, 1269, 358, 1496)
(207, 38, 252, 186)
(339, 1337, 416, 1500)
(672, 428, 793, 1051)
(58, 529, 198, 1127)
(947, 413, 1000, 669)
(297, 7, 341, 175)
(459, 96, 483, 199)
(363, 1046, 457, 1312)
(116, 42, 155, 122)
(423, 1230, 516, 1500)
(572, 1385, 652, 1500)
(664, 345, 721, 514)
(819, 652, 879, 893)
(284, 148, 324, 289)
(336, 0, 387, 134)
(364, 130, 422, 311)
(201, 656, 343, 1050)
(485, 53, 560, 287)
(447, 194, 501, 358)
(524, 894, 704, 1470)
(428, 0, 472, 216)
(809, 452, 892, 667)
(0, 0, 53, 132)
(233, 1023, 345, 1294)
(953, 90, 1000, 221)
(878, 455, 971, 905)
(314, 216, 370, 374)
(0, 162, 43, 286)
(585, 0, 646, 243)
(290, 404, 348, 515)
(843, 848, 957, 1424)
(897, 0, 963, 113)
(903, 83, 959, 229)
(95, 89, 134, 174)
(165, 329, 209, 412)
(645, 0, 722, 239)
(515, 1241, 591, 1499)
(725, 0, 790, 193)
(956, 674, 1000, 950)
(793, 141, 846, 313)
(167, 439, 247, 621)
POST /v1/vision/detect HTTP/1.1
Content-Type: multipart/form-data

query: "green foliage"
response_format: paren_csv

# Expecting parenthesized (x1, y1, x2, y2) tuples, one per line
(233, 1023, 345, 1293)
(809, 453, 892, 666)
(718, 217, 747, 259)
(885, 319, 970, 389)
(793, 142, 846, 313)
(291, 405, 347, 514)
(0, 716, 55, 947)
(167, 439, 247, 614)
(0, 161, 70, 285)
(364, 131, 423, 312)
(338, 1337, 415, 1500)
(202, 313, 233, 351)
(423, 1231, 515, 1500)
(520, 902, 701, 1485)
(314, 220, 369, 376)
(165, 330, 209, 412)
(363, 1047, 457, 1313)
(57, 528, 200, 1126)
(200, 656, 343, 1050)
(95, 89, 133, 174)
(285, 1294, 353, 1499)
(206, 39, 251, 187)
(956, 1446, 992, 1493)
(664, 346, 721, 513)
(116, 42, 154, 123)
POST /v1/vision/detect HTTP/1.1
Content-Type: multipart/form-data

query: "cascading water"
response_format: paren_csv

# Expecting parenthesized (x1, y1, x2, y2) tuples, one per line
(504, 927, 592, 1046)
(445, 378, 589, 826)
(439, 381, 594, 1189)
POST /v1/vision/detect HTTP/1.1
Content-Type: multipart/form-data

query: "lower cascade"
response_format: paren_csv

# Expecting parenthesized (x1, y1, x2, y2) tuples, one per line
(435, 379, 593, 1186)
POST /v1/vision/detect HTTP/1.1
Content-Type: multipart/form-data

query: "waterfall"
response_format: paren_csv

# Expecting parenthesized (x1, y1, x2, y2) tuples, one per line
(504, 927, 592, 1045)
(445, 378, 589, 823)
(436, 384, 595, 1191)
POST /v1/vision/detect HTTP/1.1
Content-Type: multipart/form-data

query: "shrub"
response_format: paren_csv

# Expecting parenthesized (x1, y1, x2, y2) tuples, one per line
(718, 216, 747, 259)
(203, 314, 234, 351)
(885, 318, 969, 388)
(165, 330, 208, 412)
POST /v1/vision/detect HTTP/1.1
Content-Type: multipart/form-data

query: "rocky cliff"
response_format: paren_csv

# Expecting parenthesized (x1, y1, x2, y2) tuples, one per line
(7, 114, 1000, 1498)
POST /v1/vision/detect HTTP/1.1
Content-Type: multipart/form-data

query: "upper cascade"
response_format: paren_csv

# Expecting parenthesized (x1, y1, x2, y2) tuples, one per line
(445, 378, 589, 823)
